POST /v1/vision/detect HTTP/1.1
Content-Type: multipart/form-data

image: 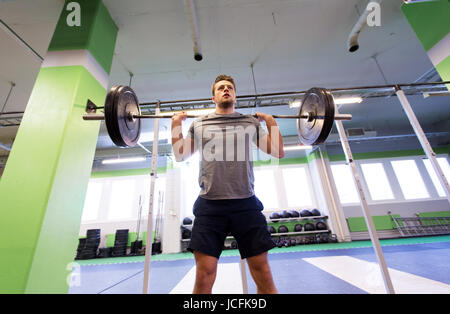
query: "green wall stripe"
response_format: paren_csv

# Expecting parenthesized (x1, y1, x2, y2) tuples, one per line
(90, 145, 449, 179)
(328, 145, 450, 162)
(347, 215, 400, 232)
(401, 0, 450, 52)
(91, 166, 167, 178)
(253, 156, 308, 167)
(48, 0, 118, 74)
(90, 157, 309, 178)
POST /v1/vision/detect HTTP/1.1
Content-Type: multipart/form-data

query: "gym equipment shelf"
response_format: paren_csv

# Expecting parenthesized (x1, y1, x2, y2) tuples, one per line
(268, 215, 328, 222)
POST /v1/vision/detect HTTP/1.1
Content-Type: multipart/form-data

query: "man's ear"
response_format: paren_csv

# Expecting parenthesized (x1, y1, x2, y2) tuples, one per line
(212, 96, 216, 103)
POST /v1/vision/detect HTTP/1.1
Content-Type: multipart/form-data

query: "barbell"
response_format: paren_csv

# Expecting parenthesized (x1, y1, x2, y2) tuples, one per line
(82, 85, 352, 147)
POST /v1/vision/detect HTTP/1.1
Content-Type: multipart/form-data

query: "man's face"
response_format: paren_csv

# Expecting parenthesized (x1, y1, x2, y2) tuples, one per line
(212, 80, 236, 109)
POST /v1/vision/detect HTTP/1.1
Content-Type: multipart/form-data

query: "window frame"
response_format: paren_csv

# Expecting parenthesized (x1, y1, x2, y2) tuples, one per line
(390, 158, 430, 200)
(279, 164, 318, 209)
(330, 154, 450, 206)
(329, 162, 361, 205)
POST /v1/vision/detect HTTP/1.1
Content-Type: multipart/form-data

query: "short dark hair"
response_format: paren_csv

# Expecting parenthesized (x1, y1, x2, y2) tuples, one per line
(212, 74, 235, 96)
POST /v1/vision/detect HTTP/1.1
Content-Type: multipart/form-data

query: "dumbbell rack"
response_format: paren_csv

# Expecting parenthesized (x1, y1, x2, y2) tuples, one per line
(267, 215, 330, 236)
(179, 215, 330, 245)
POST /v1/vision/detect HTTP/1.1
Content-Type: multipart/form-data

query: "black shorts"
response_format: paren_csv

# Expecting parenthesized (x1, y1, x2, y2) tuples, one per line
(187, 195, 275, 259)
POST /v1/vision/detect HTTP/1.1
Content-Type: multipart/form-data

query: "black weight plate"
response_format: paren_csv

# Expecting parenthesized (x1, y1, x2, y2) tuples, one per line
(104, 85, 141, 147)
(297, 87, 335, 145)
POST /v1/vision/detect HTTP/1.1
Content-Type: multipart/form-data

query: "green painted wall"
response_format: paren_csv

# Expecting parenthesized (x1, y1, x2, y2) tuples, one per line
(91, 166, 167, 178)
(48, 0, 118, 74)
(436, 55, 450, 84)
(0, 0, 117, 293)
(89, 145, 450, 178)
(328, 146, 450, 162)
(402, 0, 450, 91)
(401, 0, 450, 52)
(0, 66, 106, 293)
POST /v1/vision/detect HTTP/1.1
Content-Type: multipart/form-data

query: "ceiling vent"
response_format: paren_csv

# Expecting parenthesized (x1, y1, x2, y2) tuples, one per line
(347, 128, 365, 137)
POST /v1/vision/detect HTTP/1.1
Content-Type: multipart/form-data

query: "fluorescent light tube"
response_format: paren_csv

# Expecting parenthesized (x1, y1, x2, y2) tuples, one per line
(102, 157, 146, 164)
(289, 96, 362, 108)
(284, 145, 313, 151)
(289, 100, 301, 108)
(334, 97, 363, 104)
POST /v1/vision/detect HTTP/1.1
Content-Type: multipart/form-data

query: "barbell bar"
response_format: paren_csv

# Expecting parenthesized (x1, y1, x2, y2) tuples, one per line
(82, 85, 352, 147)
(83, 112, 352, 121)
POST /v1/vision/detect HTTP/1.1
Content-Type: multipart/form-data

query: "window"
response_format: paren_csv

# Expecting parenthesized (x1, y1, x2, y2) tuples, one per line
(182, 152, 200, 217)
(391, 159, 429, 199)
(360, 163, 394, 201)
(330, 164, 360, 204)
(423, 157, 450, 197)
(107, 179, 136, 220)
(254, 168, 279, 209)
(282, 167, 314, 207)
(142, 176, 166, 220)
(81, 180, 103, 221)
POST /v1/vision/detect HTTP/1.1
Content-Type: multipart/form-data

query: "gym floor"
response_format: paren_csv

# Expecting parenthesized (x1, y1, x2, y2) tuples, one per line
(69, 235, 450, 294)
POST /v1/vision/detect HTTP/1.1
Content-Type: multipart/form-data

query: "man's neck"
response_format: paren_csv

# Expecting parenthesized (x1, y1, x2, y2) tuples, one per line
(215, 106, 234, 115)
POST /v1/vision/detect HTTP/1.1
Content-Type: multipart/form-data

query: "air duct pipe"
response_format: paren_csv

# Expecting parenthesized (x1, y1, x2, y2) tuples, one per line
(347, 1, 382, 53)
(185, 0, 203, 61)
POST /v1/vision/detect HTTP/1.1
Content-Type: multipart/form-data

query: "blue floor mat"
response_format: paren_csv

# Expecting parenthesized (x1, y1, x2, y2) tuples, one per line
(69, 241, 450, 294)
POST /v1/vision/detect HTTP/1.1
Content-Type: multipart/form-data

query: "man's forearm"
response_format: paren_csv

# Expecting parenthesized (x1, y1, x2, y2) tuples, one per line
(171, 120, 184, 161)
(265, 117, 285, 158)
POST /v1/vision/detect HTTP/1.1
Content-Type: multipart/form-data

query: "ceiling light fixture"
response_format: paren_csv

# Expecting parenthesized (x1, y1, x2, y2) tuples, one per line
(284, 145, 313, 151)
(289, 100, 302, 108)
(101, 156, 146, 164)
(289, 96, 362, 108)
(334, 96, 363, 105)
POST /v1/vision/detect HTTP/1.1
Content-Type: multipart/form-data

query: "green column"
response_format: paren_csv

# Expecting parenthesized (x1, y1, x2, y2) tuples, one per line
(402, 0, 450, 85)
(0, 0, 117, 293)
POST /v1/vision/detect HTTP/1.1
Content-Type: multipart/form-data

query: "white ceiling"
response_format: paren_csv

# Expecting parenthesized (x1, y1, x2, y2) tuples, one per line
(0, 0, 449, 158)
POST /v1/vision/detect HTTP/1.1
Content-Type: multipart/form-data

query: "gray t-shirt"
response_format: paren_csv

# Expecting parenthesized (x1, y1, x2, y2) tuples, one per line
(187, 112, 267, 200)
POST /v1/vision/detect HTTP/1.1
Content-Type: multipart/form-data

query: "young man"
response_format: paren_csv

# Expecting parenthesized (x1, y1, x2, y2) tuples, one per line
(171, 74, 284, 294)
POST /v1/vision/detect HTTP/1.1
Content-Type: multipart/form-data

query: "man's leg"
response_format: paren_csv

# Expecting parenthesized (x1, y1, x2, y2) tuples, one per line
(193, 250, 219, 294)
(246, 252, 277, 294)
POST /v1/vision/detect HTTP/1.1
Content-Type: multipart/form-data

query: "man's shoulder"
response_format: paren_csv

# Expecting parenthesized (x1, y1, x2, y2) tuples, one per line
(200, 111, 258, 121)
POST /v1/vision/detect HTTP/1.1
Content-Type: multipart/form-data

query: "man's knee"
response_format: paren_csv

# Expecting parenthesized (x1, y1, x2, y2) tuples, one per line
(194, 250, 219, 277)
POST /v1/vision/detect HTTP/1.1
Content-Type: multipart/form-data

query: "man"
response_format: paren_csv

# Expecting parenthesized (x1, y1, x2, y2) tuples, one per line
(171, 74, 284, 294)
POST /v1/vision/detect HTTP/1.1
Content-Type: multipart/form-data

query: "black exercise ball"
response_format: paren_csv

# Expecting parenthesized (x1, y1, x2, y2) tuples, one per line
(181, 228, 192, 239)
(294, 224, 303, 232)
(183, 217, 193, 225)
(315, 221, 327, 230)
(304, 223, 315, 231)
(300, 209, 312, 217)
(281, 210, 291, 219)
(310, 208, 321, 216)
(319, 233, 330, 243)
(268, 226, 276, 234)
(270, 212, 281, 220)
(329, 234, 338, 243)
(289, 210, 300, 218)
(278, 225, 289, 233)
